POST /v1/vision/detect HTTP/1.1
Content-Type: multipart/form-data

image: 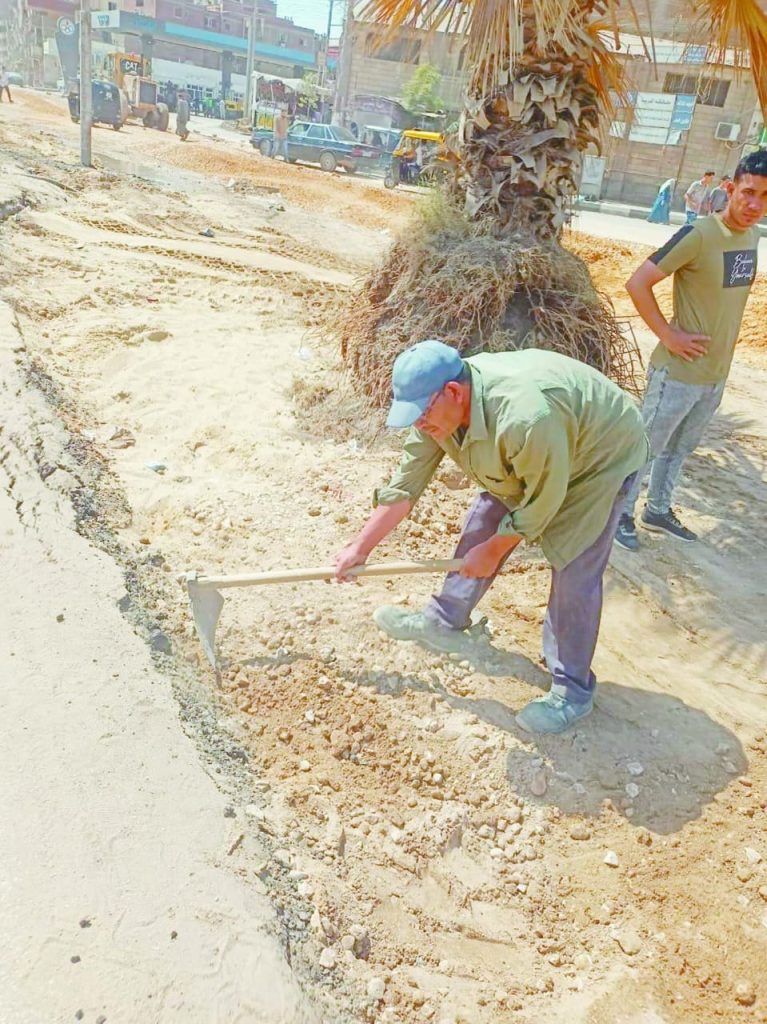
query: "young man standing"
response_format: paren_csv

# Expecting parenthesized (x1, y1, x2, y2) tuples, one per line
(709, 174, 732, 214)
(615, 149, 767, 551)
(334, 342, 648, 735)
(272, 108, 290, 161)
(684, 170, 715, 223)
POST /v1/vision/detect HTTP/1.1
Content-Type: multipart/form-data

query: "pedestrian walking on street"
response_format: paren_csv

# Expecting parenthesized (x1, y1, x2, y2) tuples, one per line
(615, 150, 767, 552)
(647, 177, 675, 224)
(334, 342, 649, 735)
(709, 175, 732, 214)
(272, 107, 289, 161)
(175, 90, 190, 141)
(0, 67, 13, 103)
(683, 170, 715, 223)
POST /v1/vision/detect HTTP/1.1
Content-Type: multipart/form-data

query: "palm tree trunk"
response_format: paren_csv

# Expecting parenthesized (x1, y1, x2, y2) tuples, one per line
(454, 7, 607, 239)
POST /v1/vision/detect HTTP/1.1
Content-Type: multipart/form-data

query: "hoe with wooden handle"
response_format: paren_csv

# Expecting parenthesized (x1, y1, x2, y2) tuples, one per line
(185, 559, 463, 669)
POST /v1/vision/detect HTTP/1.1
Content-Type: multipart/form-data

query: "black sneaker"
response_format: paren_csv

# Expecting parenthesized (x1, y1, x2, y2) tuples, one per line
(640, 507, 697, 542)
(614, 514, 639, 551)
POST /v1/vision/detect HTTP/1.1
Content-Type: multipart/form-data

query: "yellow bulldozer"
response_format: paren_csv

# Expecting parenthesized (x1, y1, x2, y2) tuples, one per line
(102, 52, 169, 130)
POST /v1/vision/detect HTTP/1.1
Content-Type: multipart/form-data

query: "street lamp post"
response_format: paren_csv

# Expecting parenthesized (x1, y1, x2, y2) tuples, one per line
(319, 0, 334, 89)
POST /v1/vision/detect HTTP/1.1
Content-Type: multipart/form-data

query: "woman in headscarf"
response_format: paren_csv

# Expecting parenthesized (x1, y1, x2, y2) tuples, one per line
(647, 177, 675, 224)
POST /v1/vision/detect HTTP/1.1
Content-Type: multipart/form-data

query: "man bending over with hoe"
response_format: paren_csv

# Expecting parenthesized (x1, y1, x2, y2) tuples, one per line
(334, 342, 648, 735)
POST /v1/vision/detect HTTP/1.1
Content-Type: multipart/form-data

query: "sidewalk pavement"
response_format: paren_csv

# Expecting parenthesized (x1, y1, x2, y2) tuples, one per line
(576, 197, 767, 238)
(0, 304, 319, 1024)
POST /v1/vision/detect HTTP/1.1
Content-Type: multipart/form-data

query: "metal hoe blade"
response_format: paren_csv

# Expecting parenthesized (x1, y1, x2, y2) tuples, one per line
(186, 577, 225, 669)
(184, 559, 464, 670)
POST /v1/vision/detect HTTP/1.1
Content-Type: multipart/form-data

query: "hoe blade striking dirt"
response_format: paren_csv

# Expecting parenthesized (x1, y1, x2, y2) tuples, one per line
(185, 559, 463, 669)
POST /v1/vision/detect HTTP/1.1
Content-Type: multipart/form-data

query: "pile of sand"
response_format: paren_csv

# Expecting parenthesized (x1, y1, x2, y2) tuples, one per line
(569, 231, 766, 352)
(141, 136, 414, 234)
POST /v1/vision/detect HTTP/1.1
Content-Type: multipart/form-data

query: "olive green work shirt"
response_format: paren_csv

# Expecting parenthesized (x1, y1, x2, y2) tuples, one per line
(373, 350, 649, 570)
(649, 215, 760, 385)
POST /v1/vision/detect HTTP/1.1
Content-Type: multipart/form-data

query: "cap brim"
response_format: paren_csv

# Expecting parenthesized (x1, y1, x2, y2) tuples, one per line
(386, 398, 427, 429)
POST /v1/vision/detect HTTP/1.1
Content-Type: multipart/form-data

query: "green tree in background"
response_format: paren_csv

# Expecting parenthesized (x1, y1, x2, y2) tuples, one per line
(298, 71, 320, 108)
(402, 64, 445, 113)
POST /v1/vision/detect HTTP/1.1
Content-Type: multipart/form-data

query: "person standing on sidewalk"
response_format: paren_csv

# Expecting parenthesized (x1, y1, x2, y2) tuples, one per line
(615, 149, 767, 551)
(684, 171, 715, 223)
(0, 67, 13, 103)
(272, 107, 290, 161)
(334, 341, 648, 735)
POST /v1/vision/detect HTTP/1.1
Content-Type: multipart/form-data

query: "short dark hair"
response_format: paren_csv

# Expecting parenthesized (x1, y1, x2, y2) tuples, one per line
(734, 149, 767, 181)
(704, 169, 715, 176)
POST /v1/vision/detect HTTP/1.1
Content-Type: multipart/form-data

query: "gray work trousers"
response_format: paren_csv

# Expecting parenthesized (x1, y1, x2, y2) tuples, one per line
(424, 477, 635, 704)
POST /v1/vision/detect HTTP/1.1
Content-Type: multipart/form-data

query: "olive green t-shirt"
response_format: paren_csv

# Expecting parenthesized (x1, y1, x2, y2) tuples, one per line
(649, 215, 759, 385)
(373, 350, 649, 570)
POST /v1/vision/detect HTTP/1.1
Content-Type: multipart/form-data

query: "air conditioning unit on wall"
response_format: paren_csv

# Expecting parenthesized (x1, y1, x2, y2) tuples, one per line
(715, 121, 741, 142)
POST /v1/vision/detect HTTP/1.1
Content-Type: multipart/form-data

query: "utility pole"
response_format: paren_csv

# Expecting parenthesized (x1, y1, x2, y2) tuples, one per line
(244, 2, 257, 126)
(79, 0, 92, 167)
(319, 0, 334, 89)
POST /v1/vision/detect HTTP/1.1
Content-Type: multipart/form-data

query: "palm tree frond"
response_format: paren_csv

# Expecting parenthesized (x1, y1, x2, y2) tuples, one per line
(696, 0, 767, 118)
(358, 0, 470, 34)
(587, 21, 627, 118)
(360, 1, 624, 96)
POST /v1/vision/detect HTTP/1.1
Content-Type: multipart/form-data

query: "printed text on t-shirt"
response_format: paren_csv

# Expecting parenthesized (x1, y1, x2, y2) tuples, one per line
(722, 249, 757, 288)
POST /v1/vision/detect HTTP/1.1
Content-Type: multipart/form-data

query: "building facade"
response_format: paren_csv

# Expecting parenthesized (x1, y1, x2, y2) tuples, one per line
(340, 12, 763, 204)
(0, 0, 25, 71)
(6, 0, 320, 91)
(338, 19, 467, 129)
(603, 36, 763, 204)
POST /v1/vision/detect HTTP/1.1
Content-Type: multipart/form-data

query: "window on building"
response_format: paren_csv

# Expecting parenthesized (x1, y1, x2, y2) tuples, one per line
(135, 0, 144, 7)
(204, 15, 217, 28)
(107, 1, 117, 8)
(663, 72, 731, 108)
(223, 20, 231, 31)
(365, 33, 421, 64)
(457, 44, 468, 72)
(173, 6, 183, 17)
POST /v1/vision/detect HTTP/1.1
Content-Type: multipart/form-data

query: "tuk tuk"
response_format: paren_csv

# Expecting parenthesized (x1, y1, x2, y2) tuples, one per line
(383, 129, 446, 189)
(68, 80, 129, 131)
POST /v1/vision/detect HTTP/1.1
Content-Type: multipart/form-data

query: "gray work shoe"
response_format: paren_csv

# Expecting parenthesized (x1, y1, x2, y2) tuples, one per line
(614, 514, 639, 551)
(373, 606, 469, 654)
(640, 507, 697, 542)
(516, 692, 594, 735)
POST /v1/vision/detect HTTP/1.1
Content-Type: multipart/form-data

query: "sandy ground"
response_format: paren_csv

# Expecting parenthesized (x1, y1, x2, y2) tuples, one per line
(2, 90, 767, 1024)
(0, 300, 318, 1024)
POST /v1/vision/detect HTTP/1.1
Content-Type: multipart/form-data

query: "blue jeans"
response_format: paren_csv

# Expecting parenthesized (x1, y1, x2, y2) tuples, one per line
(624, 366, 725, 518)
(272, 138, 289, 160)
(424, 478, 635, 704)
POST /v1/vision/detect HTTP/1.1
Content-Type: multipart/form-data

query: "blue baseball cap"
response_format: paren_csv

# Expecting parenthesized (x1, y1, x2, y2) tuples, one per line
(386, 340, 464, 428)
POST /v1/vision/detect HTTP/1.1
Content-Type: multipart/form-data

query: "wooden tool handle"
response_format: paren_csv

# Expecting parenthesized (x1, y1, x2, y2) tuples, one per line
(188, 559, 463, 590)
